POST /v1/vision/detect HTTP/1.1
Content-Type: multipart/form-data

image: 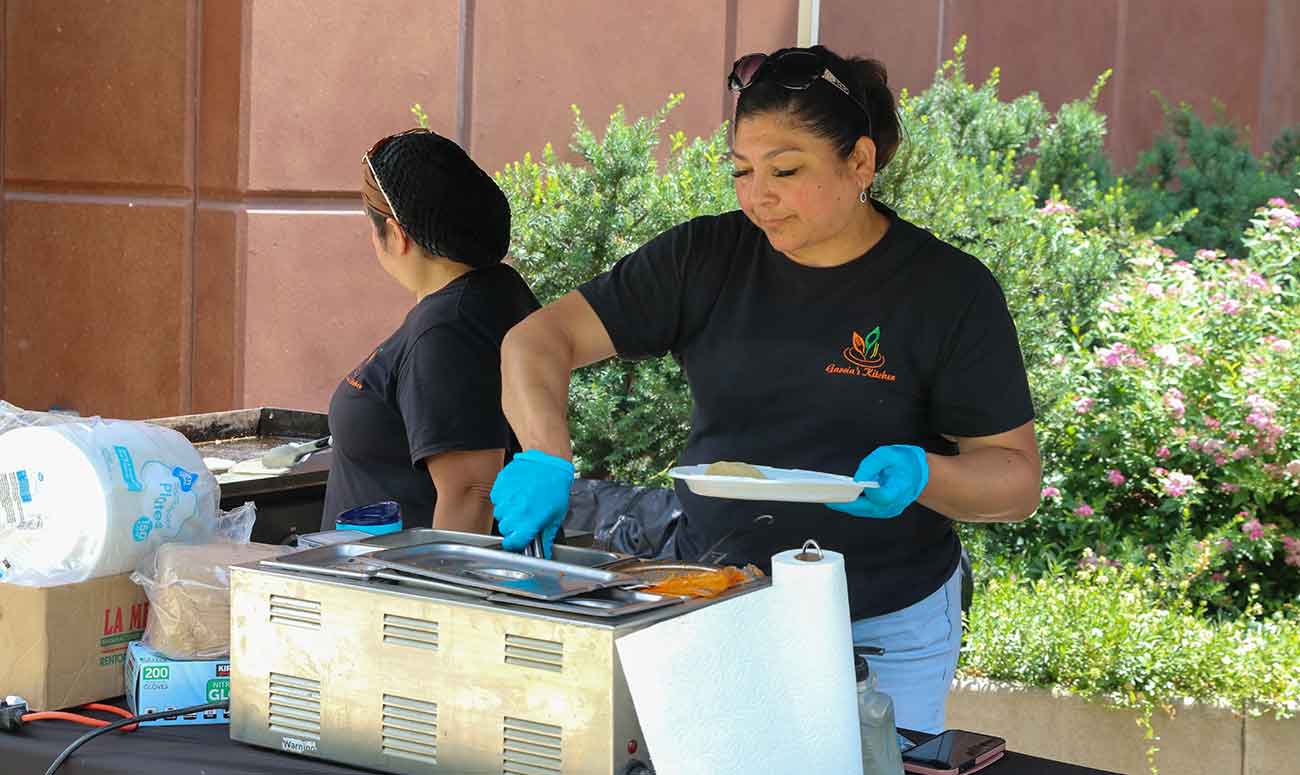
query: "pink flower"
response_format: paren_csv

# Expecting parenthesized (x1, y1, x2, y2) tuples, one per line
(1285, 460, 1300, 477)
(1214, 454, 1228, 466)
(1241, 519, 1265, 541)
(1041, 486, 1061, 499)
(1156, 447, 1172, 459)
(1039, 199, 1076, 215)
(1074, 503, 1095, 517)
(1286, 215, 1300, 229)
(1163, 388, 1186, 420)
(1245, 272, 1269, 291)
(1247, 411, 1272, 431)
(1074, 397, 1096, 415)
(1195, 249, 1220, 261)
(1145, 283, 1166, 297)
(1106, 469, 1127, 487)
(1219, 538, 1234, 553)
(1218, 482, 1241, 492)
(1232, 446, 1252, 460)
(1152, 343, 1181, 366)
(1203, 416, 1221, 429)
(1271, 339, 1293, 353)
(1246, 394, 1277, 413)
(1220, 299, 1242, 315)
(1097, 342, 1143, 368)
(1282, 536, 1300, 567)
(1268, 197, 1289, 208)
(1050, 353, 1067, 366)
(1188, 438, 1203, 451)
(1161, 471, 1198, 497)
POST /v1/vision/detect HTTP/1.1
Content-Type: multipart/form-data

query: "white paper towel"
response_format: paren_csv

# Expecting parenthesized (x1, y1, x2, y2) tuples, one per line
(616, 544, 863, 775)
(0, 420, 221, 586)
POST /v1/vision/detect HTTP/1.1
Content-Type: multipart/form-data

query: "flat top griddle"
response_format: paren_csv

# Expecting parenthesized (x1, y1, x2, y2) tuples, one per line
(146, 407, 331, 499)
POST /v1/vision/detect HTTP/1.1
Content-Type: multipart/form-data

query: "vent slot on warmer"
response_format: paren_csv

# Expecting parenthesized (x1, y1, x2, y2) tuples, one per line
(503, 634, 563, 673)
(269, 595, 322, 630)
(382, 694, 439, 765)
(503, 716, 562, 774)
(268, 673, 321, 740)
(383, 614, 439, 651)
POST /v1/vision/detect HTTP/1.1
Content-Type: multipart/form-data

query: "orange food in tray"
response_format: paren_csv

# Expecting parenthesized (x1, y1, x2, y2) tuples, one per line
(643, 566, 753, 599)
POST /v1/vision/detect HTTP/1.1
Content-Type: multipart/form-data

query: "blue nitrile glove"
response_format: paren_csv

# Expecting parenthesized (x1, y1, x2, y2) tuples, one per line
(490, 449, 575, 557)
(827, 444, 929, 519)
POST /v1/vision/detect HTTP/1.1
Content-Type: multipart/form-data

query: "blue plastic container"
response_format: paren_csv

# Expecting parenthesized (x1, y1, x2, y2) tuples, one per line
(334, 500, 402, 536)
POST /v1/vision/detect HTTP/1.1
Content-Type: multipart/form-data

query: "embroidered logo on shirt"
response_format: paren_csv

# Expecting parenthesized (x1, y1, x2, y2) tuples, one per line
(345, 347, 380, 390)
(825, 326, 897, 382)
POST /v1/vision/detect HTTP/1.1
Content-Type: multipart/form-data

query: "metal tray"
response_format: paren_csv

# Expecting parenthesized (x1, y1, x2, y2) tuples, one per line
(372, 570, 493, 599)
(358, 528, 503, 550)
(358, 528, 625, 568)
(365, 544, 635, 600)
(485, 587, 685, 618)
(259, 543, 386, 580)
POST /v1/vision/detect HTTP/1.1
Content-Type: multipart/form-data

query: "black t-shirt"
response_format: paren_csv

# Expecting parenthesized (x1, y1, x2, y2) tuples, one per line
(578, 205, 1034, 620)
(323, 264, 540, 529)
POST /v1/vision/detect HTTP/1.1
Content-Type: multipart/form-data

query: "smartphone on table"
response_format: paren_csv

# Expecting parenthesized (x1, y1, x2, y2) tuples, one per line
(900, 729, 1006, 775)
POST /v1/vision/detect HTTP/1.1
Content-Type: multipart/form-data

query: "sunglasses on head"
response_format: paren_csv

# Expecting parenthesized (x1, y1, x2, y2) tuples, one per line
(362, 127, 431, 227)
(728, 50, 872, 136)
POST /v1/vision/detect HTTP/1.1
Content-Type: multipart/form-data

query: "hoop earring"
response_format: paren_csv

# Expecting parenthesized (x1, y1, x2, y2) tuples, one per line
(859, 189, 869, 204)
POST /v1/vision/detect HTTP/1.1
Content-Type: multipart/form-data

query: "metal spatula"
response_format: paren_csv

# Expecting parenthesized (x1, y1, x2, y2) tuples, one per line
(260, 435, 332, 469)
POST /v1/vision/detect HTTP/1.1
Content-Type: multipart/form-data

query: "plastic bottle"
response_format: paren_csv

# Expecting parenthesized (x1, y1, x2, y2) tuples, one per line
(855, 646, 904, 775)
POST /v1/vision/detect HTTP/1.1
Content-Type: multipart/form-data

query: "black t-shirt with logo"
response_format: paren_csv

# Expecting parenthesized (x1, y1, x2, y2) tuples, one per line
(578, 205, 1034, 619)
(323, 264, 540, 530)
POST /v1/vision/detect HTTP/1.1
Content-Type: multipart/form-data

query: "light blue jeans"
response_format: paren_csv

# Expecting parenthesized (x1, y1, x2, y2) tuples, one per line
(850, 565, 963, 733)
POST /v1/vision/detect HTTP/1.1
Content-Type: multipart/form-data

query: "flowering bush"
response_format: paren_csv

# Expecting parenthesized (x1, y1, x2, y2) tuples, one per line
(987, 197, 1300, 614)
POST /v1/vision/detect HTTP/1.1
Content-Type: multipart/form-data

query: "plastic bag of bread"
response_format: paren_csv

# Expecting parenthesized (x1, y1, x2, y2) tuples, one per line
(131, 539, 288, 659)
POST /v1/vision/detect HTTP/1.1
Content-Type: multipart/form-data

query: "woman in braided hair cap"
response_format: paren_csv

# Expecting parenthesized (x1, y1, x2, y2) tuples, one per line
(322, 129, 540, 534)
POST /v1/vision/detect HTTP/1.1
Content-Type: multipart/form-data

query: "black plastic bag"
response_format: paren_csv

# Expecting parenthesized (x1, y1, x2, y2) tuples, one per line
(564, 479, 683, 558)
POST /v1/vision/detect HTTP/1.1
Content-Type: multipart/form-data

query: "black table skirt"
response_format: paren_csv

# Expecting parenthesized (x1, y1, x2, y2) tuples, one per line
(2, 698, 1123, 775)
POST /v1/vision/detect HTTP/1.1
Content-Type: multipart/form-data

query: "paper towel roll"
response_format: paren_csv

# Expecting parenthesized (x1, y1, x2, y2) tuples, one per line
(616, 541, 864, 775)
(0, 420, 220, 586)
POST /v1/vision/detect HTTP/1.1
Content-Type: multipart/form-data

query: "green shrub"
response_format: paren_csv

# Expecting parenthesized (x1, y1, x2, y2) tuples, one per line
(960, 560, 1300, 722)
(901, 36, 1116, 210)
(494, 96, 736, 481)
(1127, 101, 1300, 258)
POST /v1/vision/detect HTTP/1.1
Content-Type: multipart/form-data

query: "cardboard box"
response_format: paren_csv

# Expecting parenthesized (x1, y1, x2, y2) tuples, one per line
(124, 641, 230, 726)
(0, 573, 150, 710)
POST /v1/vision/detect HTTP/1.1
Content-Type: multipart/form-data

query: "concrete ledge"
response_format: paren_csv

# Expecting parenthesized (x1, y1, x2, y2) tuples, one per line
(1244, 713, 1300, 775)
(946, 677, 1255, 775)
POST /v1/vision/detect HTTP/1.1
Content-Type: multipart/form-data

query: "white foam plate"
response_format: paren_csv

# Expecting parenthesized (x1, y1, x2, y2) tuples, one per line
(669, 464, 878, 503)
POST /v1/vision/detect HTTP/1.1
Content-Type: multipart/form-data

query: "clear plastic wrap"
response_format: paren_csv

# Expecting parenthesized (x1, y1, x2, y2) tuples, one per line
(0, 404, 228, 586)
(130, 504, 286, 659)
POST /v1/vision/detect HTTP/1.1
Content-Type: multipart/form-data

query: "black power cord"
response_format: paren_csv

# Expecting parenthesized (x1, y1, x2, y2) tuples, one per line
(44, 700, 229, 775)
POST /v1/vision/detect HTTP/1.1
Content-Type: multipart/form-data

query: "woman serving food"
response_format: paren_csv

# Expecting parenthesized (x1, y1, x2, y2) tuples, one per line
(488, 45, 1040, 732)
